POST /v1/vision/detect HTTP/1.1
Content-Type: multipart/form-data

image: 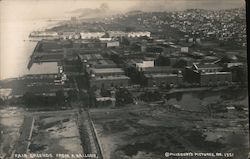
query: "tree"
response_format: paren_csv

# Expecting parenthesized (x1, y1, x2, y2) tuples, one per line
(0, 98, 4, 105)
(139, 91, 162, 102)
(125, 26, 135, 32)
(155, 55, 170, 66)
(120, 37, 130, 45)
(230, 66, 247, 84)
(100, 88, 111, 97)
(115, 88, 133, 106)
(22, 91, 66, 107)
(56, 90, 66, 105)
(173, 59, 187, 68)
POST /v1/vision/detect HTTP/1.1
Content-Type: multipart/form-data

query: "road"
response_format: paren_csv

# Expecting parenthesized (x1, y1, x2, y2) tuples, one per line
(10, 116, 34, 158)
(29, 109, 78, 116)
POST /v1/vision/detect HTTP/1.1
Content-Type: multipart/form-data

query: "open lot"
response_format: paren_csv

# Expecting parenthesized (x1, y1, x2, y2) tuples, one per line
(0, 108, 84, 159)
(90, 89, 249, 159)
(29, 112, 83, 155)
(0, 107, 25, 158)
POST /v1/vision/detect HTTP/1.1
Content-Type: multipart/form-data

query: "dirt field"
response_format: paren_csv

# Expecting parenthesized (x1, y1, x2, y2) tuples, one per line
(0, 108, 84, 159)
(90, 102, 249, 159)
(0, 107, 25, 158)
(29, 113, 83, 155)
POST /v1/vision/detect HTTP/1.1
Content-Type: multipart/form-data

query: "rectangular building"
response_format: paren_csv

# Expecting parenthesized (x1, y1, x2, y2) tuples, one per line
(90, 75, 130, 89)
(80, 32, 105, 39)
(107, 41, 120, 48)
(200, 72, 232, 86)
(184, 63, 232, 86)
(90, 68, 125, 76)
(139, 66, 182, 74)
(193, 63, 223, 73)
(88, 67, 130, 89)
(86, 59, 117, 68)
(145, 73, 183, 87)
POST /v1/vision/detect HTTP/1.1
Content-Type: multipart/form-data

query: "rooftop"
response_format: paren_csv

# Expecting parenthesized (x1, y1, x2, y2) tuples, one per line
(94, 75, 129, 81)
(201, 72, 231, 75)
(92, 68, 124, 74)
(141, 66, 181, 72)
(79, 54, 104, 61)
(125, 59, 144, 65)
(28, 62, 58, 75)
(194, 63, 222, 70)
(145, 73, 179, 78)
(89, 59, 116, 65)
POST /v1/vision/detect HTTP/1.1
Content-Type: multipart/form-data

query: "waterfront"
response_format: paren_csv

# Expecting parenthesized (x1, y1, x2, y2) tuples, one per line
(0, 17, 60, 80)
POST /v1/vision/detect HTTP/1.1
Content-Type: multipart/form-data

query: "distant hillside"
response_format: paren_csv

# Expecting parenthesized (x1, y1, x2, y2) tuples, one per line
(67, 8, 102, 17)
(126, 10, 144, 15)
(65, 3, 117, 19)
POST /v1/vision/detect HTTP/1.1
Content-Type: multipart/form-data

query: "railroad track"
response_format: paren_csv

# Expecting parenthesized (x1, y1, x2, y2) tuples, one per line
(77, 109, 103, 159)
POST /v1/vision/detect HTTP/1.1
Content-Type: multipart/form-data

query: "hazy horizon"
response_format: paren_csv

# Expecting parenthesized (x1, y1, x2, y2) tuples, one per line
(1, 0, 245, 20)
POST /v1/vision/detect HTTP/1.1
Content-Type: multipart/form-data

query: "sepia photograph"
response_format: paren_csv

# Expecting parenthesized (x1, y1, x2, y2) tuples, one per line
(0, 0, 248, 159)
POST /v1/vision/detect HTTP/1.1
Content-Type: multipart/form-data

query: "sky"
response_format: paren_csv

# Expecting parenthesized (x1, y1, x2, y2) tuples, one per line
(0, 0, 246, 21)
(129, 0, 245, 11)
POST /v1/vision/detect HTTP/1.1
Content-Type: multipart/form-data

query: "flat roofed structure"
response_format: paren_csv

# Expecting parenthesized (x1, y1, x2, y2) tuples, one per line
(140, 66, 182, 74)
(200, 71, 232, 86)
(88, 59, 117, 68)
(28, 62, 58, 75)
(108, 31, 128, 38)
(80, 32, 105, 39)
(144, 73, 181, 78)
(67, 48, 102, 54)
(91, 68, 125, 76)
(124, 59, 144, 68)
(128, 31, 151, 37)
(144, 73, 183, 87)
(90, 75, 130, 89)
(185, 64, 232, 86)
(94, 75, 130, 80)
(79, 54, 104, 61)
(136, 60, 154, 69)
(201, 72, 231, 75)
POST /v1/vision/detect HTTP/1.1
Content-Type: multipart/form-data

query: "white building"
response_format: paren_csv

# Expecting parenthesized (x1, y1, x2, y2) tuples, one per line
(80, 32, 105, 39)
(108, 31, 151, 38)
(181, 47, 189, 53)
(61, 32, 77, 39)
(128, 31, 151, 38)
(136, 60, 154, 69)
(108, 31, 127, 38)
(99, 38, 112, 41)
(106, 41, 120, 48)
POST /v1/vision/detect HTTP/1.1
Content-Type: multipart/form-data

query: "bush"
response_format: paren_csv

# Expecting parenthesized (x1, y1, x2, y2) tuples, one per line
(115, 88, 133, 106)
(0, 98, 5, 105)
(139, 91, 162, 102)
